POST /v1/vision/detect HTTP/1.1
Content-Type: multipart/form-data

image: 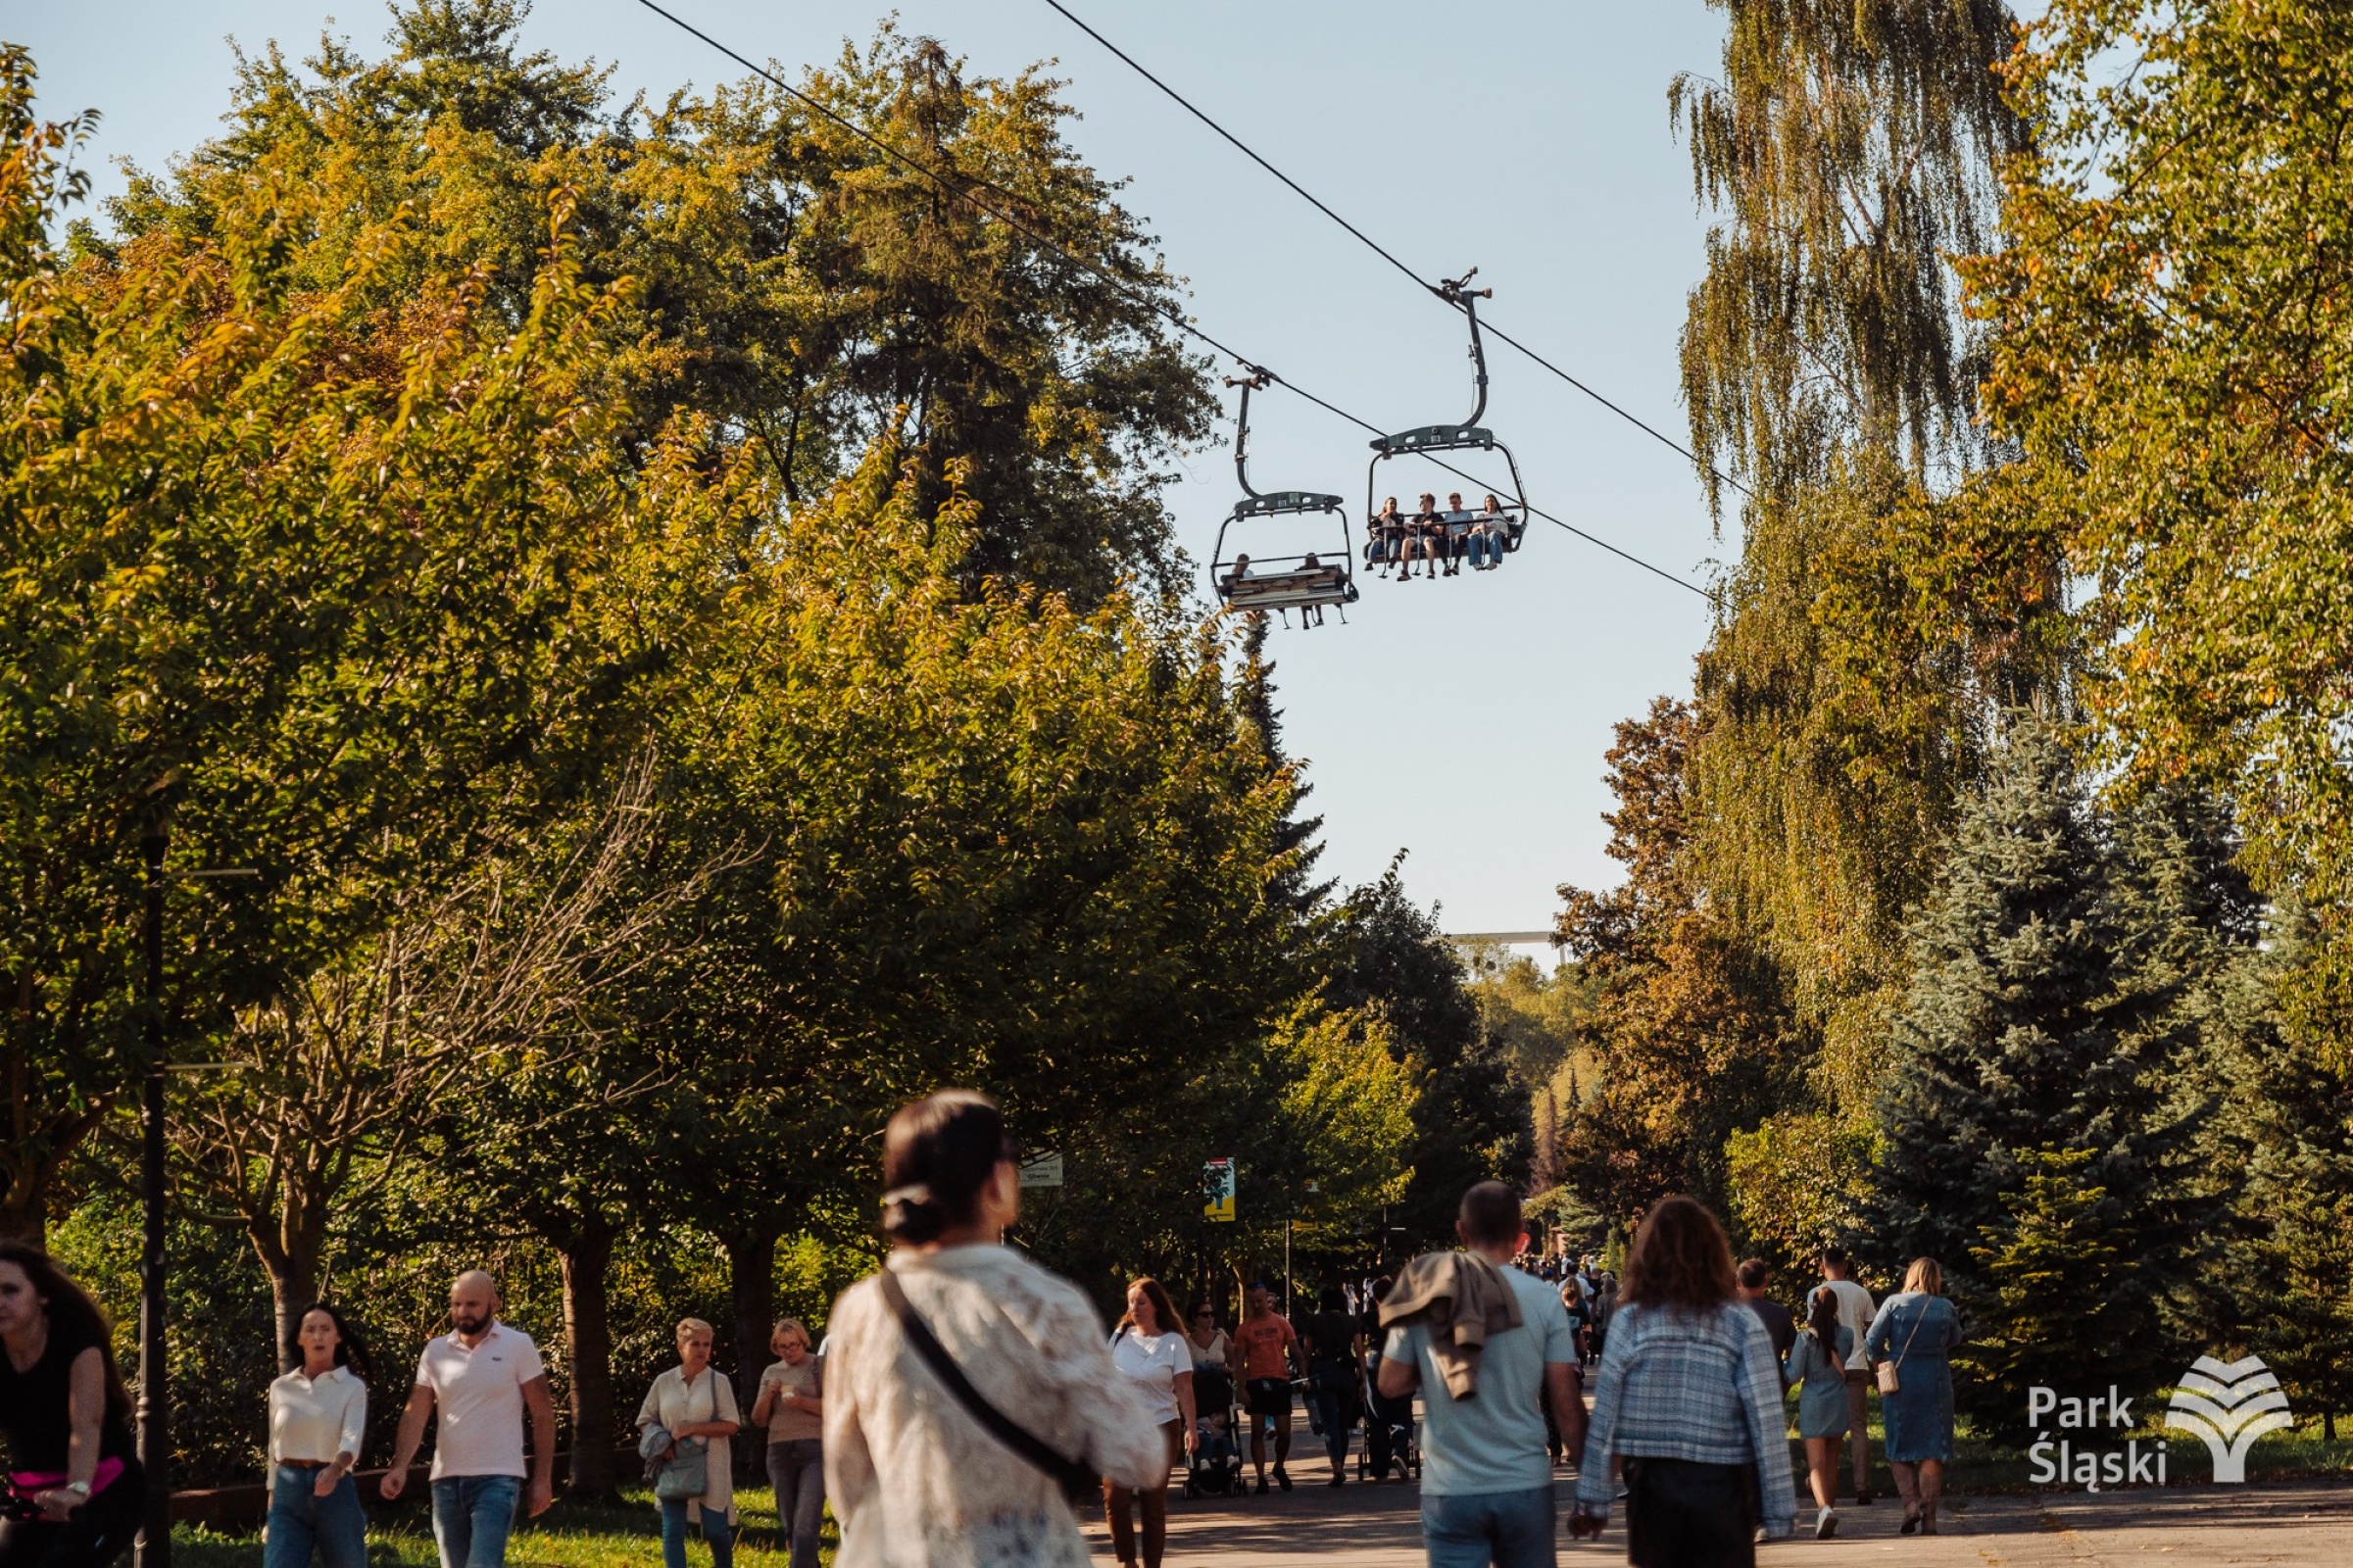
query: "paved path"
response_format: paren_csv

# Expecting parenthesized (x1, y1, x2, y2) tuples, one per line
(1085, 1444, 2353, 1566)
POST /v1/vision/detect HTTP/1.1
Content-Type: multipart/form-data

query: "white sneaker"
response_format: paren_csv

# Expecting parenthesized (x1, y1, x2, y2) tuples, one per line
(1816, 1506, 1839, 1540)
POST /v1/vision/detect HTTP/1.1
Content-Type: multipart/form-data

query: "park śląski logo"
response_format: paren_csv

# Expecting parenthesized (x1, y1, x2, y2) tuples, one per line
(2164, 1354, 2292, 1484)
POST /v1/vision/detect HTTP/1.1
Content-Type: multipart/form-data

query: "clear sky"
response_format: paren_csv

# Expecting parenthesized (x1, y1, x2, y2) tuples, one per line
(16, 1, 1734, 938)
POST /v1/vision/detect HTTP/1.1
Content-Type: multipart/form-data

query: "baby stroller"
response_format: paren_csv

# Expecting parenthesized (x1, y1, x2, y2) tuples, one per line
(1185, 1364, 1246, 1496)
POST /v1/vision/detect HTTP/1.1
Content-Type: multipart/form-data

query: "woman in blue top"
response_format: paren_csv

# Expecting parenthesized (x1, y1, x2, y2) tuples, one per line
(1863, 1258, 1964, 1537)
(1782, 1288, 1853, 1541)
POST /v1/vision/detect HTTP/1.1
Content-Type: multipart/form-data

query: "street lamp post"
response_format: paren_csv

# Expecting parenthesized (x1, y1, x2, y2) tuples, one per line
(136, 830, 170, 1568)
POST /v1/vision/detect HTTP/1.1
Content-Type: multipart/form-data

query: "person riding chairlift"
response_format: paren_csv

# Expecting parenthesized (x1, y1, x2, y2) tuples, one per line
(1370, 498, 1404, 576)
(1470, 495, 1511, 571)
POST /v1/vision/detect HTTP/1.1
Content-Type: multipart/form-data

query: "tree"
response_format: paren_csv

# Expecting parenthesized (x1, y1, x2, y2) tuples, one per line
(1673, 0, 2023, 501)
(110, 2, 1215, 605)
(1967, 0, 2353, 1044)
(2198, 927, 2353, 1442)
(173, 759, 717, 1365)
(1318, 861, 1533, 1248)
(1664, 2, 2066, 1124)
(1872, 718, 2217, 1423)
(1, 53, 748, 1240)
(1556, 700, 1801, 1223)
(612, 438, 1303, 1380)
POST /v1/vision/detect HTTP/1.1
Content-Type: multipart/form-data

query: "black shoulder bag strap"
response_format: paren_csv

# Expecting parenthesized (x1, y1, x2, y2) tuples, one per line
(874, 1265, 1100, 1504)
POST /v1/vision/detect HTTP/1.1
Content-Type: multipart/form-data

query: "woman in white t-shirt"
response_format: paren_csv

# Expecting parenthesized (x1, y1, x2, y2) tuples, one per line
(636, 1318, 741, 1568)
(1104, 1278, 1196, 1568)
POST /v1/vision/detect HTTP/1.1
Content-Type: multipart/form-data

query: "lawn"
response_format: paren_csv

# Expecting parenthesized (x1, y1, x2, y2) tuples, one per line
(173, 1488, 835, 1568)
(1778, 1404, 2353, 1498)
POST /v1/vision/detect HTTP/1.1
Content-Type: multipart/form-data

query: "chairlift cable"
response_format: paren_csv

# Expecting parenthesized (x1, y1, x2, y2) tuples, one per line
(1038, 0, 1755, 504)
(623, 0, 1713, 601)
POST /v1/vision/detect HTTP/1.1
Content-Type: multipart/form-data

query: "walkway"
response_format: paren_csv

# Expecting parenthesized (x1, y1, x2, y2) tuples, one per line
(1088, 1443, 2353, 1566)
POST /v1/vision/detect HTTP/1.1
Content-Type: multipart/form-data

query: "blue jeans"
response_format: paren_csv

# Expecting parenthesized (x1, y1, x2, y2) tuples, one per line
(764, 1441, 823, 1568)
(429, 1475, 519, 1568)
(657, 1498, 733, 1568)
(1307, 1367, 1356, 1474)
(1421, 1485, 1556, 1568)
(265, 1467, 366, 1568)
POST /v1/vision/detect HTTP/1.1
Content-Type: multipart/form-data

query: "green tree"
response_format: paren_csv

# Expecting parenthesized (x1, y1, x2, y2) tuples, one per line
(112, 1, 1214, 604)
(1, 51, 746, 1239)
(1967, 0, 2353, 1044)
(609, 439, 1301, 1377)
(2198, 928, 2353, 1442)
(1318, 862, 1533, 1248)
(1556, 700, 1801, 1222)
(1872, 718, 2216, 1418)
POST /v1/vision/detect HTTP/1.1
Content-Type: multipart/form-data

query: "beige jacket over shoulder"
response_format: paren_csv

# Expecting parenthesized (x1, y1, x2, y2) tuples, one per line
(823, 1244, 1166, 1568)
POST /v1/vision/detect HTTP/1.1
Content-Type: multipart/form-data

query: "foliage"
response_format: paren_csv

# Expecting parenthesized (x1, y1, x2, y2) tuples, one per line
(1959, 1149, 2140, 1445)
(1871, 718, 2235, 1423)
(110, 1, 1214, 605)
(1555, 700, 1802, 1222)
(1316, 862, 1533, 1248)
(1722, 1110, 1875, 1268)
(1673, 0, 2023, 503)
(2195, 927, 2353, 1433)
(1967, 0, 2353, 1048)
(0, 36, 750, 1241)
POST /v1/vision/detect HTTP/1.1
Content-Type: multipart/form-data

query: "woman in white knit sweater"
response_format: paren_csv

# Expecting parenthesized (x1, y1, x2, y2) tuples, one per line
(824, 1092, 1164, 1568)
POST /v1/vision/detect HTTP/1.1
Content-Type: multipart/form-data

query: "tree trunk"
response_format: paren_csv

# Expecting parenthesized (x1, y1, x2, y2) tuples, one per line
(560, 1218, 621, 1497)
(254, 1231, 321, 1375)
(719, 1225, 780, 1476)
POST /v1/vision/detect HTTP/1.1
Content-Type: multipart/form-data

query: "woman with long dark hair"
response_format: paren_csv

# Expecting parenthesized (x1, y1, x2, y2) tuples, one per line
(1784, 1287, 1853, 1540)
(266, 1303, 370, 1568)
(1103, 1278, 1195, 1568)
(822, 1092, 1165, 1568)
(0, 1246, 143, 1568)
(1568, 1198, 1795, 1566)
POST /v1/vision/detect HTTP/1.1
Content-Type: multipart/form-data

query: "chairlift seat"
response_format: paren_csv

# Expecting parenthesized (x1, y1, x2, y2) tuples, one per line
(1221, 564, 1358, 612)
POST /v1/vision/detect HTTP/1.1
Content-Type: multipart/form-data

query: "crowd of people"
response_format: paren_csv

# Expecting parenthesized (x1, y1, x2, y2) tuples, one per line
(1367, 492, 1518, 579)
(0, 1089, 1971, 1568)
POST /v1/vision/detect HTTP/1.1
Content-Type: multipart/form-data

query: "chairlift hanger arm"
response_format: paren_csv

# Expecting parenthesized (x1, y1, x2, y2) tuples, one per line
(1439, 270, 1495, 431)
(1223, 367, 1275, 501)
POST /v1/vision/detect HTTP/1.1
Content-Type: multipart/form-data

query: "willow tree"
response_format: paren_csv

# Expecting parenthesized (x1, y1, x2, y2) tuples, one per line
(1665, 1, 2059, 1102)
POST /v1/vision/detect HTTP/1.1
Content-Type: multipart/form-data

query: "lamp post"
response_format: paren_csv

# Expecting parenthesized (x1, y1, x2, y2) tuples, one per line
(133, 840, 258, 1568)
(136, 830, 170, 1568)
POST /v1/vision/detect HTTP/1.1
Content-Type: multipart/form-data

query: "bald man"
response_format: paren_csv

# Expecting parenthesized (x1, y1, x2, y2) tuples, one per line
(381, 1271, 557, 1568)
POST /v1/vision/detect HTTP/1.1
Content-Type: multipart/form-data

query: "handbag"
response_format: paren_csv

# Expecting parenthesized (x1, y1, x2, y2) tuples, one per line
(875, 1264, 1101, 1506)
(653, 1370, 715, 1500)
(1875, 1300, 1926, 1396)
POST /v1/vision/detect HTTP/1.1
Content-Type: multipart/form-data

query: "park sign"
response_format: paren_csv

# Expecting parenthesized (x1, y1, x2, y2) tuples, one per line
(1202, 1157, 1236, 1222)
(1018, 1152, 1064, 1189)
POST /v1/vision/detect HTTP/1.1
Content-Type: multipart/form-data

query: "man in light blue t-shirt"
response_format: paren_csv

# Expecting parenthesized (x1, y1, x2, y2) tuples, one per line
(1379, 1183, 1587, 1568)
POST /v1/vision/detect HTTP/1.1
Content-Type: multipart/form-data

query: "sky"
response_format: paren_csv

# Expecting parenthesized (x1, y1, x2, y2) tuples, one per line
(14, 0, 1735, 942)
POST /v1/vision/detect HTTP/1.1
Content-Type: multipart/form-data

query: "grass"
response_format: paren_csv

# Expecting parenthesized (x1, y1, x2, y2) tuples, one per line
(173, 1487, 837, 1568)
(1776, 1404, 2353, 1498)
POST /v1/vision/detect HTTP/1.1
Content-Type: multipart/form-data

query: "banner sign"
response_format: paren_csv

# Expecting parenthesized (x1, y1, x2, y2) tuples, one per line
(1202, 1157, 1236, 1222)
(1018, 1152, 1064, 1189)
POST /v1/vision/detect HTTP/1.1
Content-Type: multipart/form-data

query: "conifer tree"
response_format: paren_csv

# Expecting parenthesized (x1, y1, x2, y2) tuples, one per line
(1873, 719, 2208, 1421)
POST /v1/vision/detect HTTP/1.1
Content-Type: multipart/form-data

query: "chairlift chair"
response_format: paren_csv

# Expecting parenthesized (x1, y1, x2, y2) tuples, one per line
(1207, 371, 1360, 621)
(1364, 270, 1530, 565)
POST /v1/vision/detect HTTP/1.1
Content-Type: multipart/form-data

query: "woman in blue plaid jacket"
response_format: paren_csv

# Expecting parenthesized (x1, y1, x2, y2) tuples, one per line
(1568, 1197, 1795, 1566)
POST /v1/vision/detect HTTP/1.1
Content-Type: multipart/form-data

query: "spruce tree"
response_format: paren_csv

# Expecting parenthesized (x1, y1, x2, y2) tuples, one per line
(1873, 718, 2212, 1432)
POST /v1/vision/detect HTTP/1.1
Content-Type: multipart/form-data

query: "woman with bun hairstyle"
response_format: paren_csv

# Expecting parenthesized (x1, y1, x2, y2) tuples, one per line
(0, 1246, 144, 1568)
(822, 1092, 1165, 1568)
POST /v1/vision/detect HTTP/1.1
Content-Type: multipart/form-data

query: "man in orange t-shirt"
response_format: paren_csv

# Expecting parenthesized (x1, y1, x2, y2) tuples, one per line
(1234, 1284, 1300, 1493)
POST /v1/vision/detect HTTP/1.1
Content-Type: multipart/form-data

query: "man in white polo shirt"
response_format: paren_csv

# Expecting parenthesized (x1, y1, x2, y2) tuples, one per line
(381, 1271, 557, 1568)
